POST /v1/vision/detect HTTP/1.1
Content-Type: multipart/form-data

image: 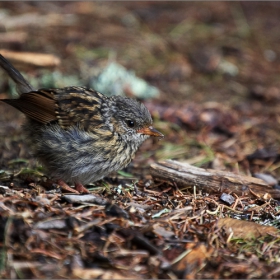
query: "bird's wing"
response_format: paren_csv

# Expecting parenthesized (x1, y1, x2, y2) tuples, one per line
(3, 89, 56, 123)
(2, 86, 107, 130)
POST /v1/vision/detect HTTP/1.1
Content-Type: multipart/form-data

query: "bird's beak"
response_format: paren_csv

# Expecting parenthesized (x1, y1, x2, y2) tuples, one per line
(137, 126, 164, 138)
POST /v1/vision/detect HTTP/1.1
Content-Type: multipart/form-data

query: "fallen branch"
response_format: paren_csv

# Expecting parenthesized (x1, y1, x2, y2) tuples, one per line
(150, 160, 280, 199)
(0, 49, 61, 67)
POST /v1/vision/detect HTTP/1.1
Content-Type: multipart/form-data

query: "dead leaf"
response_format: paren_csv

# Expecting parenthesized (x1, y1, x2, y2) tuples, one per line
(172, 243, 212, 279)
(217, 217, 279, 239)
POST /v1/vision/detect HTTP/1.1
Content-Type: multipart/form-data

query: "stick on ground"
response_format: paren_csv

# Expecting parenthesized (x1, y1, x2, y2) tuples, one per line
(150, 160, 280, 199)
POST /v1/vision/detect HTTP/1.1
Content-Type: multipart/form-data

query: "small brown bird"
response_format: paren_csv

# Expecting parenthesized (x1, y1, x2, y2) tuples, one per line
(0, 54, 163, 193)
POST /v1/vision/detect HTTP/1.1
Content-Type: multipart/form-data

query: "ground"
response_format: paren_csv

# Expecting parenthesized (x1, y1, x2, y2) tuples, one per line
(0, 2, 280, 279)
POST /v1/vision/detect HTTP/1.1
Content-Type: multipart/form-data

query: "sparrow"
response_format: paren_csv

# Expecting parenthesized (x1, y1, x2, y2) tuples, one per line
(0, 54, 163, 193)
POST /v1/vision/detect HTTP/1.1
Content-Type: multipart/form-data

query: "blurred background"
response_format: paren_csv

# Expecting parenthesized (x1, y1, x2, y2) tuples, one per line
(0, 1, 280, 178)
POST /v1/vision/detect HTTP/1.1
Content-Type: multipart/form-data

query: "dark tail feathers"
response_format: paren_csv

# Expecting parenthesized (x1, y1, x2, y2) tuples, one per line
(0, 54, 34, 95)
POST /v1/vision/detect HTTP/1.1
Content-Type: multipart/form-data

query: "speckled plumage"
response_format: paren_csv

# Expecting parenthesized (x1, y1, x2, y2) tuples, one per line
(0, 54, 163, 191)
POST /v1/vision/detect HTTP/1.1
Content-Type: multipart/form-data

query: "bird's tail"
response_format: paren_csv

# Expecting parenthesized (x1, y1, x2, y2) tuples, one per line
(0, 54, 34, 95)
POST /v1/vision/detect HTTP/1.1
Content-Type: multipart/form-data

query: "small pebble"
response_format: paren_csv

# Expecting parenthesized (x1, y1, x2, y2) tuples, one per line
(220, 193, 235, 205)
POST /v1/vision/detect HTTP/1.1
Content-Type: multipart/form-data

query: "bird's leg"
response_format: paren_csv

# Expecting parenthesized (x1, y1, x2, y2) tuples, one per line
(57, 180, 90, 194)
(74, 182, 90, 194)
(57, 179, 80, 194)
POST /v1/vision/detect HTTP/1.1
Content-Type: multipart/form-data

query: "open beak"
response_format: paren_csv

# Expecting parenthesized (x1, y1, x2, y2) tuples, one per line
(137, 126, 164, 138)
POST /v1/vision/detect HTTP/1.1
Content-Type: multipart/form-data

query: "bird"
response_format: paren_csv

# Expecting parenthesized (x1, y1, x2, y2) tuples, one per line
(0, 54, 163, 193)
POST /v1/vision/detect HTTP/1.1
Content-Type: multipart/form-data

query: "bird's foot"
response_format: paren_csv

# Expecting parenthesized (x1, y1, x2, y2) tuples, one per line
(74, 182, 90, 194)
(57, 179, 89, 194)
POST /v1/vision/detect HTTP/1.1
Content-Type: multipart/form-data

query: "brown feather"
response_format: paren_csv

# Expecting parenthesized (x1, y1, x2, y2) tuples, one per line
(2, 87, 107, 130)
(3, 91, 56, 124)
(51, 87, 105, 130)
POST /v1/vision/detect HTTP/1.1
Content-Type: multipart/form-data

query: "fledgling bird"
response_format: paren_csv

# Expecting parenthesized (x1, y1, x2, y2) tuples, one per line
(0, 54, 163, 193)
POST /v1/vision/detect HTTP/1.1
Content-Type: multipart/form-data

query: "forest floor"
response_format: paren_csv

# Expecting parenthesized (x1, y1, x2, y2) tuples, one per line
(0, 2, 280, 279)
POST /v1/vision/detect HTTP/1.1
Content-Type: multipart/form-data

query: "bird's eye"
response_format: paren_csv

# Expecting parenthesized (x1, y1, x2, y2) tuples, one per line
(126, 120, 135, 128)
